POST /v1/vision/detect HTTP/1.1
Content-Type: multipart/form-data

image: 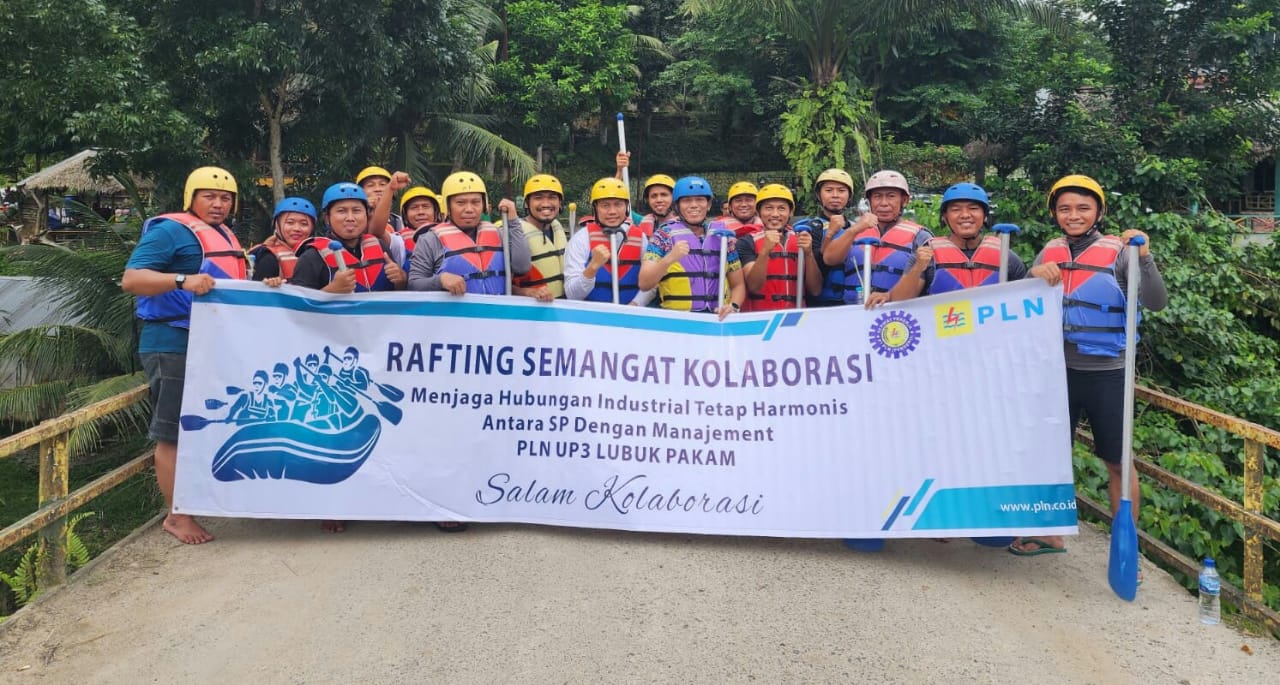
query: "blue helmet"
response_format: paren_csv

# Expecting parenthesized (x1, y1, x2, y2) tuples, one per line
(940, 182, 991, 229)
(672, 176, 714, 203)
(272, 197, 317, 222)
(321, 182, 369, 213)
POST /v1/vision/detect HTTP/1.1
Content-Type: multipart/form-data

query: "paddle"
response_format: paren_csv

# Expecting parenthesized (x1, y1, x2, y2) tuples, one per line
(610, 229, 621, 305)
(1108, 235, 1145, 602)
(794, 227, 805, 311)
(854, 236, 880, 304)
(992, 223, 1020, 283)
(180, 414, 234, 432)
(204, 398, 228, 411)
(616, 113, 630, 202)
(321, 345, 404, 402)
(717, 229, 729, 314)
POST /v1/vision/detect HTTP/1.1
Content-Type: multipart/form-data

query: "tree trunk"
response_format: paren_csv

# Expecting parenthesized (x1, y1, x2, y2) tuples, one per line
(262, 91, 286, 204)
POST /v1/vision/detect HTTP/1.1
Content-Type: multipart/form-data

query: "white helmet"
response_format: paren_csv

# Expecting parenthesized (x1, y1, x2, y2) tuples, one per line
(864, 170, 910, 198)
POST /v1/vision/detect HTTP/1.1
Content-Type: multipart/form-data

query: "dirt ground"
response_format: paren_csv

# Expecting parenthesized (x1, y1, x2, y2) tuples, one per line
(0, 519, 1275, 684)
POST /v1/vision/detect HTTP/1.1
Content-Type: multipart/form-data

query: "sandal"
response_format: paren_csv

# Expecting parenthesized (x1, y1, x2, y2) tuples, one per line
(1007, 537, 1066, 556)
(434, 521, 469, 533)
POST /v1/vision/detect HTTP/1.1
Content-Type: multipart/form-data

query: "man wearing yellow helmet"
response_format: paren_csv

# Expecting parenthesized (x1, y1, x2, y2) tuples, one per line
(398, 186, 441, 253)
(1007, 175, 1167, 557)
(122, 166, 248, 545)
(564, 177, 653, 305)
(407, 171, 536, 298)
(356, 166, 411, 267)
(737, 184, 822, 311)
(512, 173, 568, 299)
(717, 181, 763, 239)
(636, 173, 676, 236)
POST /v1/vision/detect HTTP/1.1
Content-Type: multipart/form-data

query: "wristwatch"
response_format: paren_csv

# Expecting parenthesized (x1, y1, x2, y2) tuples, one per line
(175, 274, 187, 290)
(730, 302, 741, 312)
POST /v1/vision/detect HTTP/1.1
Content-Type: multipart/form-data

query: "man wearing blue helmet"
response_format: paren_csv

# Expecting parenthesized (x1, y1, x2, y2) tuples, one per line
(250, 197, 317, 281)
(290, 177, 408, 294)
(638, 176, 746, 319)
(886, 182, 1054, 301)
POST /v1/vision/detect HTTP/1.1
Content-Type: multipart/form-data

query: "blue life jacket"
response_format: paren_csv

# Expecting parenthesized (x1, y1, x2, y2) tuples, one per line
(1040, 235, 1135, 357)
(842, 220, 928, 304)
(584, 221, 645, 304)
(793, 217, 844, 305)
(927, 235, 1001, 295)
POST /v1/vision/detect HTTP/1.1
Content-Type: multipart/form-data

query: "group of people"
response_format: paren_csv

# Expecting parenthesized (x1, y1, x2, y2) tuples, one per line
(122, 159, 1166, 557)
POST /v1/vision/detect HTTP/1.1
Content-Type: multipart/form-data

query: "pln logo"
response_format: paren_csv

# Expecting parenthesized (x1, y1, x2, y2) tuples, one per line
(934, 301, 974, 338)
(935, 297, 1047, 338)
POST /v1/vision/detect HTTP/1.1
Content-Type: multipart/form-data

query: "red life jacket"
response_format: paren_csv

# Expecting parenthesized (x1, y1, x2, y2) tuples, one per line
(431, 221, 506, 294)
(583, 221, 646, 303)
(927, 235, 1002, 294)
(745, 227, 802, 311)
(397, 225, 420, 253)
(250, 235, 302, 280)
(315, 234, 387, 291)
(151, 212, 247, 279)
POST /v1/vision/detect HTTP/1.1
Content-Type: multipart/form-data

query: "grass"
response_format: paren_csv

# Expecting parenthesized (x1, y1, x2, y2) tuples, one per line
(0, 430, 163, 616)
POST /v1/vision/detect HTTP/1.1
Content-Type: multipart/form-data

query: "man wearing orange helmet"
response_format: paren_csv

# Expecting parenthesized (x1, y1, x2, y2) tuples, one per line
(822, 169, 934, 306)
(123, 166, 248, 545)
(512, 174, 568, 300)
(1007, 174, 1167, 557)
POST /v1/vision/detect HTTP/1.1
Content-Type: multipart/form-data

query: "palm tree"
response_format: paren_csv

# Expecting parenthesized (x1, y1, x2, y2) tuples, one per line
(0, 178, 149, 457)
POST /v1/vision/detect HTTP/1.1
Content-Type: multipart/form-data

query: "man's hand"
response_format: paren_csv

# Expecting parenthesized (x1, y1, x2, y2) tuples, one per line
(181, 273, 216, 295)
(716, 303, 736, 321)
(527, 285, 555, 302)
(384, 256, 407, 289)
(440, 273, 467, 296)
(852, 212, 878, 231)
(669, 241, 691, 261)
(761, 229, 781, 251)
(910, 244, 934, 274)
(325, 269, 357, 294)
(589, 244, 611, 268)
(261, 277, 284, 288)
(1030, 263, 1062, 286)
(795, 230, 813, 252)
(864, 291, 891, 309)
(826, 214, 847, 234)
(1120, 229, 1151, 257)
(497, 198, 517, 220)
(391, 171, 411, 193)
(615, 151, 630, 175)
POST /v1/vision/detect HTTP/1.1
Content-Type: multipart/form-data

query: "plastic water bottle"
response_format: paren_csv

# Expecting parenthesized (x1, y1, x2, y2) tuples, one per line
(1198, 558, 1221, 625)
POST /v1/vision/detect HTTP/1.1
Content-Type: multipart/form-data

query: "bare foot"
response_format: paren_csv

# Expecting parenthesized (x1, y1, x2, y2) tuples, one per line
(321, 520, 347, 533)
(163, 513, 214, 545)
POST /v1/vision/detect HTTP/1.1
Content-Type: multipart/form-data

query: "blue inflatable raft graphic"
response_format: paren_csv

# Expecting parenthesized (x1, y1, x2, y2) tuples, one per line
(210, 413, 381, 484)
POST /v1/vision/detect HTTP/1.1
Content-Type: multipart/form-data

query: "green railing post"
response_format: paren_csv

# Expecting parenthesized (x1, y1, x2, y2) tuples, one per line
(1243, 439, 1265, 603)
(35, 433, 71, 590)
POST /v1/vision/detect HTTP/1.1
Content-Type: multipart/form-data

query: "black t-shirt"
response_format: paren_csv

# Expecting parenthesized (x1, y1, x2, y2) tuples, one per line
(290, 245, 333, 290)
(250, 246, 280, 281)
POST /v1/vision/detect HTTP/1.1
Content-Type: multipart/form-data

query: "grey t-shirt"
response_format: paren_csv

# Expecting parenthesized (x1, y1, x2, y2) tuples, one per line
(407, 218, 531, 292)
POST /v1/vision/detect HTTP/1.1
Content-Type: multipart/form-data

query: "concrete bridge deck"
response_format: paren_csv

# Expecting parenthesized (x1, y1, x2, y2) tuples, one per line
(0, 519, 1276, 684)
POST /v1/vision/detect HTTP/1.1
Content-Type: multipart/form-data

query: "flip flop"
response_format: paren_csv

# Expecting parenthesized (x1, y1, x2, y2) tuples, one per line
(1007, 538, 1066, 556)
(434, 521, 469, 533)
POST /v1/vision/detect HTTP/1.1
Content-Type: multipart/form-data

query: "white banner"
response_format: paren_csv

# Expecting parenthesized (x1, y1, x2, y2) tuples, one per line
(174, 279, 1078, 538)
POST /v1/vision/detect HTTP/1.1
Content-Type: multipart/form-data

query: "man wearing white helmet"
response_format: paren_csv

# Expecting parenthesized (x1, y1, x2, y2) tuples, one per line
(822, 169, 934, 306)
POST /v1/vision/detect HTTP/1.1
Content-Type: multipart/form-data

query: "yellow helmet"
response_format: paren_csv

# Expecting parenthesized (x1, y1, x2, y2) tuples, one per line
(814, 168, 854, 194)
(755, 184, 795, 210)
(440, 171, 488, 211)
(1048, 174, 1106, 216)
(727, 181, 759, 201)
(183, 166, 238, 213)
(522, 174, 564, 201)
(642, 174, 676, 195)
(355, 166, 392, 186)
(400, 186, 440, 214)
(590, 177, 630, 204)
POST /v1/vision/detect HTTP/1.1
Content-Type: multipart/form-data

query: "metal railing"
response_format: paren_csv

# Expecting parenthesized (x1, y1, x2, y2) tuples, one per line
(1076, 385, 1280, 634)
(0, 384, 152, 589)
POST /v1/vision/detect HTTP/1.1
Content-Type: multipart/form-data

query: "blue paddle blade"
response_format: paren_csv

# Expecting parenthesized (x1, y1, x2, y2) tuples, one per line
(1108, 500, 1139, 601)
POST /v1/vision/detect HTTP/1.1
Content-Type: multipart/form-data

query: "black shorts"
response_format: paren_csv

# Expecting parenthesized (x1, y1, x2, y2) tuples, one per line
(1066, 367, 1125, 465)
(142, 353, 186, 444)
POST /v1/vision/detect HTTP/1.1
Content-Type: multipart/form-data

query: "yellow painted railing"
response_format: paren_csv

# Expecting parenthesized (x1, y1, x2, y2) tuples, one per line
(0, 384, 151, 589)
(1076, 386, 1280, 634)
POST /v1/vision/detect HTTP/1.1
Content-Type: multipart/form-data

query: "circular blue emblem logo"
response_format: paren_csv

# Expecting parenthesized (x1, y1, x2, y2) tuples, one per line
(869, 311, 922, 359)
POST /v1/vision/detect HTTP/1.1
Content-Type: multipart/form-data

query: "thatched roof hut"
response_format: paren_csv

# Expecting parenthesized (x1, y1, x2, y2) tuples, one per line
(17, 149, 151, 194)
